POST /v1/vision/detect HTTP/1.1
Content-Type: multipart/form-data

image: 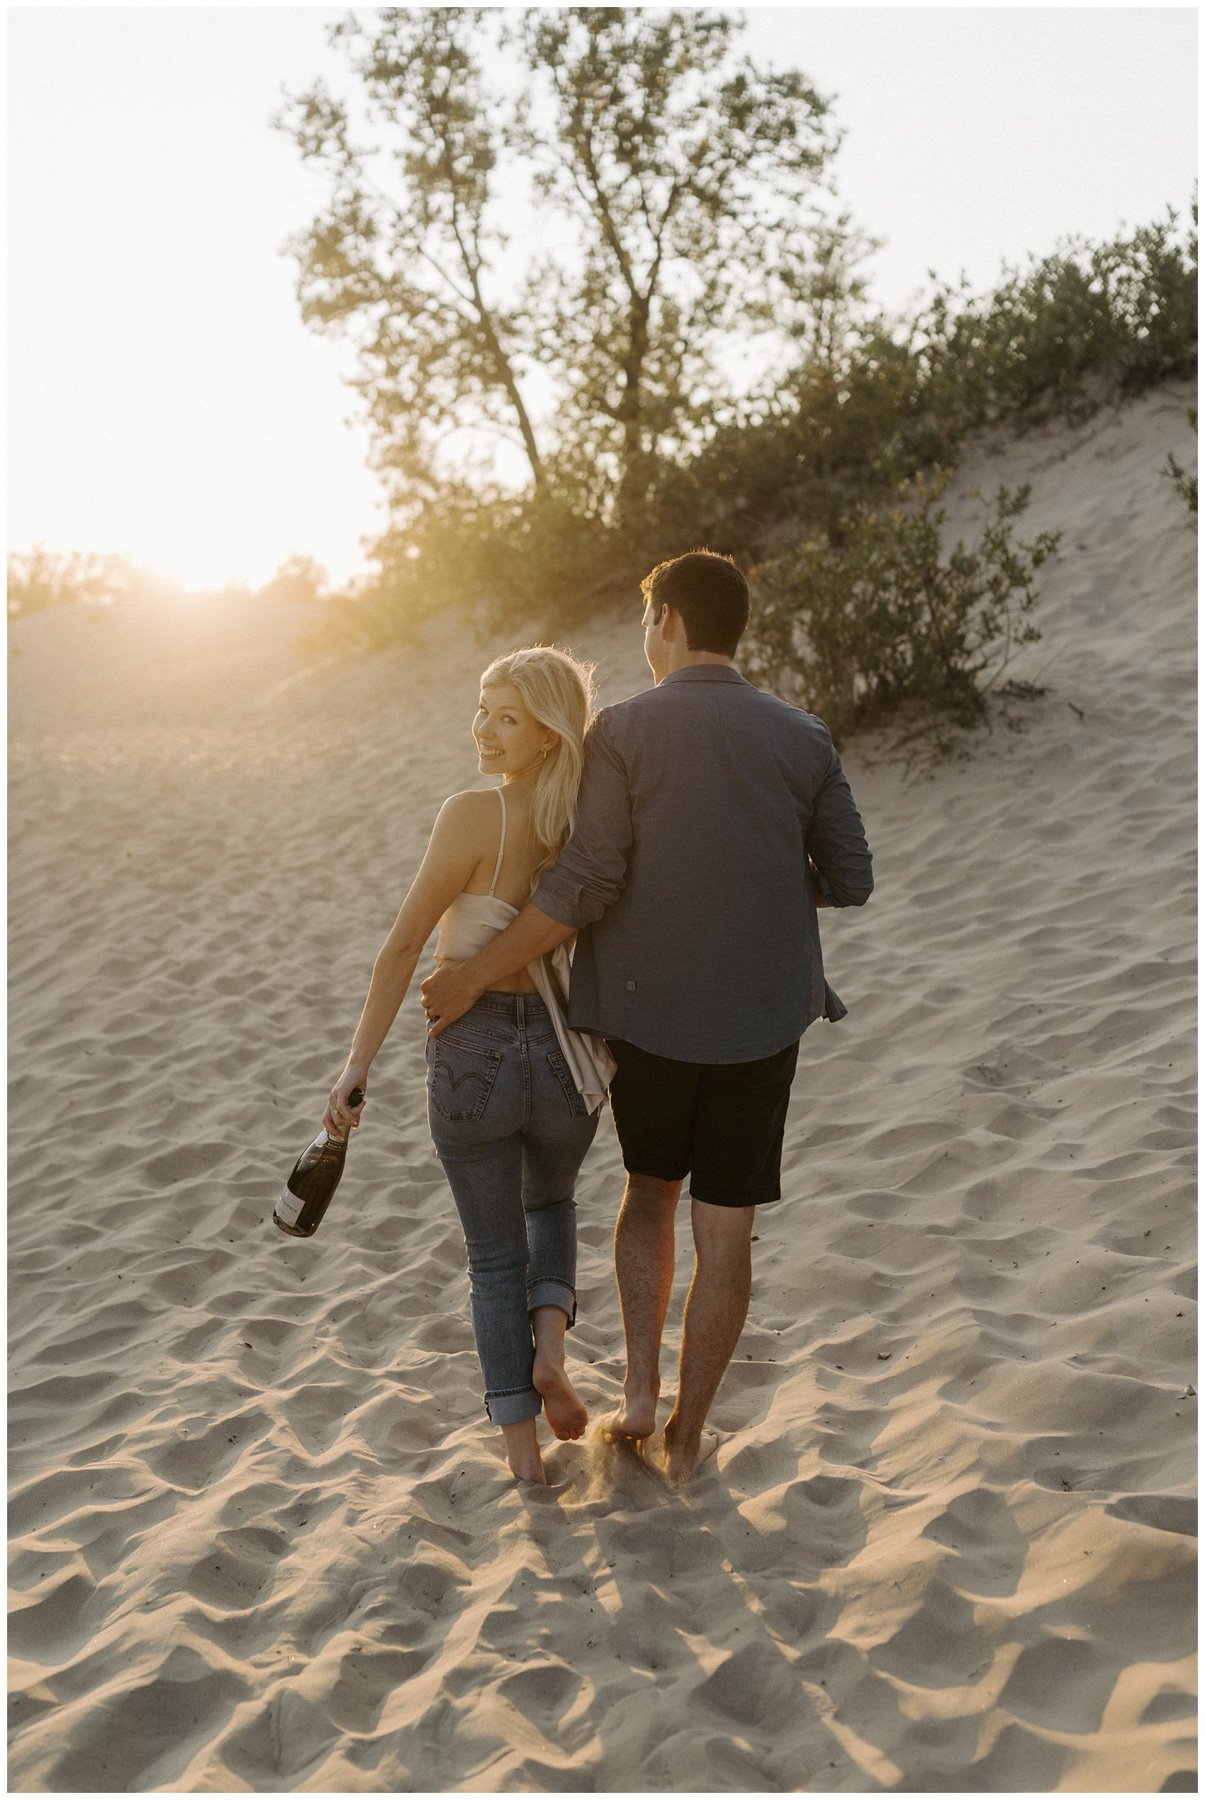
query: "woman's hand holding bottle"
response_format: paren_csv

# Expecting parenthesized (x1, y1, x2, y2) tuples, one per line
(325, 1069, 368, 1139)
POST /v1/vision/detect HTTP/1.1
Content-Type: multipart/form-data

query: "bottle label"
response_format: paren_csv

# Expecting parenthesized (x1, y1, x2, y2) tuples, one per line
(275, 1184, 305, 1227)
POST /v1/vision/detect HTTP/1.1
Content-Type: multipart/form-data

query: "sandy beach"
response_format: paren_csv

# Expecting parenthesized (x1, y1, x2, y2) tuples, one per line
(8, 380, 1196, 1792)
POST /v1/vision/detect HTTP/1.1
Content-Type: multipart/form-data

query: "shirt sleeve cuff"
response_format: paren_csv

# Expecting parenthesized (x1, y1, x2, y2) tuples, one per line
(532, 873, 585, 929)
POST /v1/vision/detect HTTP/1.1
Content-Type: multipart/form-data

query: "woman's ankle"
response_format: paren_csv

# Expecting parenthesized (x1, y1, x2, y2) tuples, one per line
(531, 1302, 571, 1364)
(500, 1418, 546, 1483)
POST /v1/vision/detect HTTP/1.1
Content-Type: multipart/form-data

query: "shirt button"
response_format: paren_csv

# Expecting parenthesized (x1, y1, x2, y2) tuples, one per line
(626, 981, 636, 991)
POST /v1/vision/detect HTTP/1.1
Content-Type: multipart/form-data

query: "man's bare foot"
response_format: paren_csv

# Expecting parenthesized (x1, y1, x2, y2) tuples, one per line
(532, 1353, 589, 1440)
(600, 1385, 660, 1441)
(659, 1423, 720, 1484)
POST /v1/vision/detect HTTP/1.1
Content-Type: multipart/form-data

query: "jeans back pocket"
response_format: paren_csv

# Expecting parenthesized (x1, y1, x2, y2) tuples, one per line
(546, 1047, 589, 1118)
(430, 1036, 503, 1122)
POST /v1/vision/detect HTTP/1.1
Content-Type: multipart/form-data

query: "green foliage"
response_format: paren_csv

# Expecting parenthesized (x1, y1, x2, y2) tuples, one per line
(659, 206, 1198, 563)
(253, 554, 331, 606)
(1161, 409, 1198, 521)
(277, 9, 546, 509)
(311, 186, 1191, 727)
(280, 11, 1192, 743)
(6, 547, 148, 617)
(1163, 452, 1198, 518)
(742, 474, 1062, 741)
(512, 7, 838, 517)
(6, 548, 333, 618)
(653, 314, 949, 553)
(313, 490, 639, 655)
(911, 206, 1197, 433)
(278, 7, 839, 538)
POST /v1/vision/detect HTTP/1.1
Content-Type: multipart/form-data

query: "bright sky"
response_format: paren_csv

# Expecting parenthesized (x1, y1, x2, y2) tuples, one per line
(8, 5, 1196, 593)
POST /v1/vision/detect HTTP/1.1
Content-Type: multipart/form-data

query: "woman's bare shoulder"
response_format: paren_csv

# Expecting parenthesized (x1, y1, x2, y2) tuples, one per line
(435, 786, 500, 840)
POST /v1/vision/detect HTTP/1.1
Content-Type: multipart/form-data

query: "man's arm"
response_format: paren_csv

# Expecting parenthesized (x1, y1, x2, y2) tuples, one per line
(421, 712, 634, 1034)
(421, 902, 572, 1035)
(807, 732, 874, 907)
(531, 711, 634, 928)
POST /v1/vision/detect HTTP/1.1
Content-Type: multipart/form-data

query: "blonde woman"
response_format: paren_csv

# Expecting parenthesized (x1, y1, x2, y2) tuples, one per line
(325, 647, 611, 1485)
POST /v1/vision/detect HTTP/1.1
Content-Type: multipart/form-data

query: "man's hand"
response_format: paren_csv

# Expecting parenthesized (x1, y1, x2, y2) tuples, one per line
(420, 960, 484, 1037)
(420, 902, 574, 1036)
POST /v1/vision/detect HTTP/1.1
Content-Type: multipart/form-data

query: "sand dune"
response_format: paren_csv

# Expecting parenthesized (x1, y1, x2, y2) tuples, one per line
(8, 379, 1196, 1792)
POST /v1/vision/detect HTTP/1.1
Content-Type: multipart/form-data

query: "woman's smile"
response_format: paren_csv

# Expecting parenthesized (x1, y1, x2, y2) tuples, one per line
(474, 681, 552, 778)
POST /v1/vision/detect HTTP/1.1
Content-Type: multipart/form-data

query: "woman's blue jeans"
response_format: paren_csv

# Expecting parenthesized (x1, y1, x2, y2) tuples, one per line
(426, 992, 600, 1425)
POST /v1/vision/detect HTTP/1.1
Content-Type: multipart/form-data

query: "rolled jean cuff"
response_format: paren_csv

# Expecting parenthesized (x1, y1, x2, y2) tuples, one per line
(527, 1277, 577, 1327)
(484, 1385, 543, 1426)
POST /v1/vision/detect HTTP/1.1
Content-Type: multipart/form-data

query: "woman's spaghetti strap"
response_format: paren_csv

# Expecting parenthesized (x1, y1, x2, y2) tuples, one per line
(487, 786, 507, 896)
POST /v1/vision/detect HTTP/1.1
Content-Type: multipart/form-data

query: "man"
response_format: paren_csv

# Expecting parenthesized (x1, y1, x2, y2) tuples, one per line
(422, 549, 873, 1482)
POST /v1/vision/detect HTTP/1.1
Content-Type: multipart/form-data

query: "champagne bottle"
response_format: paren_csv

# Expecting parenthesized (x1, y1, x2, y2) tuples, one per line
(273, 1088, 363, 1238)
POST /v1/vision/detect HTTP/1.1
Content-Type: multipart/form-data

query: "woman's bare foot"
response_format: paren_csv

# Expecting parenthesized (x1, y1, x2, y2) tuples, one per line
(501, 1419, 549, 1483)
(659, 1422, 720, 1484)
(600, 1382, 660, 1441)
(533, 1352, 589, 1440)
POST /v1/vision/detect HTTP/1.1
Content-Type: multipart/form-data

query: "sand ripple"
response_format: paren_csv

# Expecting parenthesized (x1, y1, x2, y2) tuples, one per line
(8, 384, 1196, 1790)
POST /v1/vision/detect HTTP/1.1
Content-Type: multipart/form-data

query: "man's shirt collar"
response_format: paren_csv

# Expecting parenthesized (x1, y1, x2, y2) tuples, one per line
(659, 664, 748, 687)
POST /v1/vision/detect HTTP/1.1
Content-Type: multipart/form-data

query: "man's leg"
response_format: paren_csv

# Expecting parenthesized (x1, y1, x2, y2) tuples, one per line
(604, 1171, 681, 1438)
(662, 1198, 755, 1481)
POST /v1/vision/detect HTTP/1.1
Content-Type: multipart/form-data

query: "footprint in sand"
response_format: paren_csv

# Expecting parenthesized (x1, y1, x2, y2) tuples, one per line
(8, 1569, 98, 1663)
(868, 1581, 993, 1689)
(922, 1486, 1029, 1597)
(396, 1556, 469, 1620)
(145, 1411, 272, 1492)
(692, 1640, 804, 1730)
(1106, 1493, 1196, 1538)
(998, 1636, 1121, 1735)
(324, 1646, 430, 1734)
(496, 1661, 584, 1729)
(19, 1654, 244, 1795)
(184, 1541, 281, 1612)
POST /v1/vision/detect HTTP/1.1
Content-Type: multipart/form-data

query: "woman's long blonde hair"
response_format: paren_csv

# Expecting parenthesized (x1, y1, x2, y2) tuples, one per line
(480, 644, 597, 880)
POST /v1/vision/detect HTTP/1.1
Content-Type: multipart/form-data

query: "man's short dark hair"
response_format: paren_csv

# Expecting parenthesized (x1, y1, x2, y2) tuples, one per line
(641, 549, 750, 657)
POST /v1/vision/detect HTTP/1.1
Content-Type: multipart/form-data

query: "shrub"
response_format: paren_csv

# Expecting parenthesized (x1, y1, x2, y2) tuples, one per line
(647, 205, 1197, 579)
(743, 472, 1062, 741)
(253, 554, 330, 606)
(657, 326, 949, 552)
(308, 487, 644, 655)
(913, 206, 1197, 433)
(1161, 409, 1198, 521)
(1163, 452, 1198, 519)
(306, 202, 1188, 727)
(6, 548, 144, 617)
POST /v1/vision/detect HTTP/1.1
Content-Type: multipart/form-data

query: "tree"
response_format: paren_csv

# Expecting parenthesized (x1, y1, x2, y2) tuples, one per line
(254, 553, 331, 606)
(6, 547, 139, 617)
(278, 7, 838, 527)
(278, 8, 544, 519)
(516, 7, 838, 517)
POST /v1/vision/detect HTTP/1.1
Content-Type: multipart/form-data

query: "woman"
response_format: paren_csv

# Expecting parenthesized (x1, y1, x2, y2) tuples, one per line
(325, 646, 609, 1485)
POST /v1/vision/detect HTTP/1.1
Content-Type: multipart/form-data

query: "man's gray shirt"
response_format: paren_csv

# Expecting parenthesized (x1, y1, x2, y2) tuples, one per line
(533, 664, 873, 1063)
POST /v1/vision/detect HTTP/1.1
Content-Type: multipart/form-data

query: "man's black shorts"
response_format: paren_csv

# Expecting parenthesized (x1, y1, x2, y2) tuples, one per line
(606, 1036, 800, 1208)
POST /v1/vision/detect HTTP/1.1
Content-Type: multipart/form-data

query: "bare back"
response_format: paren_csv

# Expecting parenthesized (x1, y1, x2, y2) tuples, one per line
(436, 787, 545, 992)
